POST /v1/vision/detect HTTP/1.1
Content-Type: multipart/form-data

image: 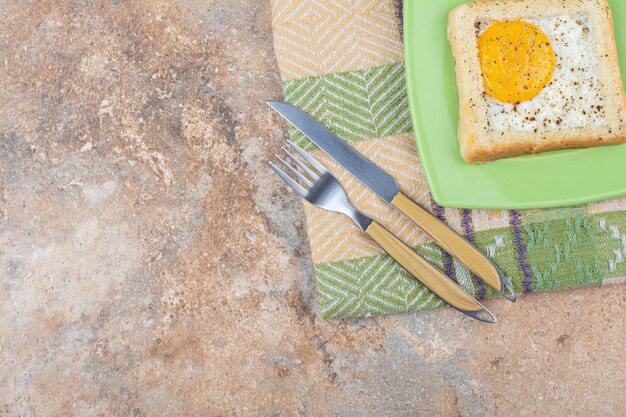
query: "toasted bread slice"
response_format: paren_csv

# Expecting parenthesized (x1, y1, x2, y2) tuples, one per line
(449, 0, 626, 163)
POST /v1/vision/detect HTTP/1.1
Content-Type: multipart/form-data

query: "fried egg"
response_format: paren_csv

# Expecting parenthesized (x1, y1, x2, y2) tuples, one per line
(478, 20, 555, 104)
(476, 16, 607, 133)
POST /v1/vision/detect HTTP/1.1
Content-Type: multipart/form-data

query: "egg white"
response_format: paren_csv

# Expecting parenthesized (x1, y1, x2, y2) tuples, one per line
(477, 16, 607, 133)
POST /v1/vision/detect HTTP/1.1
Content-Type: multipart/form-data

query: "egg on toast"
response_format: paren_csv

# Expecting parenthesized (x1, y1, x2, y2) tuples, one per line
(448, 0, 626, 163)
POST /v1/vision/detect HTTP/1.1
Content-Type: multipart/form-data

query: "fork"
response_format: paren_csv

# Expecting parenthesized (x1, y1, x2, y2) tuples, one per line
(270, 141, 496, 323)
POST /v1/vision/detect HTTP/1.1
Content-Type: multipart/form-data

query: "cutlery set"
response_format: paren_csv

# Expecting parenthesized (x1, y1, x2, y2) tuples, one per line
(268, 101, 516, 322)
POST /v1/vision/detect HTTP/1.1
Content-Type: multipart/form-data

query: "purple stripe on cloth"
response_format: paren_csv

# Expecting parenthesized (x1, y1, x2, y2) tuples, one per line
(462, 209, 486, 299)
(397, 0, 404, 35)
(509, 209, 532, 293)
(431, 200, 457, 283)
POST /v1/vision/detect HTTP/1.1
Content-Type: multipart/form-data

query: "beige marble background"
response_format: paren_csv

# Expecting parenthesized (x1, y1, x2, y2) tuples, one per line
(0, 1, 624, 416)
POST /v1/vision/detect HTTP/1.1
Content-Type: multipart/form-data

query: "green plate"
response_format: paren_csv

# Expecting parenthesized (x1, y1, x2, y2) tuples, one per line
(403, 0, 626, 209)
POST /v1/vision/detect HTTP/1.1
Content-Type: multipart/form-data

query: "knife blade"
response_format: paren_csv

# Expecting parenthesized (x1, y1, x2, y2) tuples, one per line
(268, 101, 516, 301)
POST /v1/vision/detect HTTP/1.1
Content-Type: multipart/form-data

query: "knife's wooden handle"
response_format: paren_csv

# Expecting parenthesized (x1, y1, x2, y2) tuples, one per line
(391, 193, 504, 293)
(365, 221, 485, 314)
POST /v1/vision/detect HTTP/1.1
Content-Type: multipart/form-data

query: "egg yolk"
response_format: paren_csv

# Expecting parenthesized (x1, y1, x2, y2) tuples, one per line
(478, 20, 555, 104)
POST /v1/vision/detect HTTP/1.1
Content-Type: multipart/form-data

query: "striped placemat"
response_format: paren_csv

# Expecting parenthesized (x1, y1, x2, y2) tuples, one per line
(270, 0, 626, 319)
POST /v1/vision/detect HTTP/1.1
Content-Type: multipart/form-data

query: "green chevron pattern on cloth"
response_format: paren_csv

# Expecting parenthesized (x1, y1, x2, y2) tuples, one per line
(314, 210, 626, 319)
(283, 63, 412, 149)
(270, 0, 626, 319)
(315, 243, 448, 319)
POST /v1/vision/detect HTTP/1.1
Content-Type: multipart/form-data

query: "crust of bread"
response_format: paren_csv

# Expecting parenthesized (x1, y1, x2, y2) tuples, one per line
(449, 0, 626, 163)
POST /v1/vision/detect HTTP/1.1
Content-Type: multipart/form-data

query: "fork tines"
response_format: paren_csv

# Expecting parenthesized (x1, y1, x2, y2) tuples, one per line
(269, 140, 326, 196)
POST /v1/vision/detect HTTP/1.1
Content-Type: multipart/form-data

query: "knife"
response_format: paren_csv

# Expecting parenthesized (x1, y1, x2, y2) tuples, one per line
(268, 101, 516, 302)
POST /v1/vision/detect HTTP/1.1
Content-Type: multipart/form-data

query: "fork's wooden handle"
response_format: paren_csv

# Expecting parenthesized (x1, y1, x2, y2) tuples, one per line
(365, 221, 485, 315)
(391, 193, 504, 293)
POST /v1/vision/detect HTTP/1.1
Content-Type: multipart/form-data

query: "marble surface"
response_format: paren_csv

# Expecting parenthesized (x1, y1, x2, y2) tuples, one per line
(0, 1, 624, 416)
